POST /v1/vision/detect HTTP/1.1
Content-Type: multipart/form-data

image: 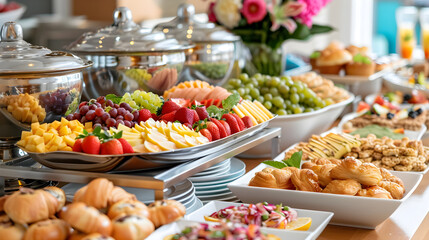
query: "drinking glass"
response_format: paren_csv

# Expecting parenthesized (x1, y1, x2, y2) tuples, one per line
(396, 6, 418, 59)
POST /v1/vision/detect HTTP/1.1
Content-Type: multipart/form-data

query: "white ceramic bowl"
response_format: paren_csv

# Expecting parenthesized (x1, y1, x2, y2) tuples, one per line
(186, 201, 333, 240)
(0, 4, 26, 27)
(228, 164, 422, 229)
(384, 73, 429, 97)
(239, 94, 354, 158)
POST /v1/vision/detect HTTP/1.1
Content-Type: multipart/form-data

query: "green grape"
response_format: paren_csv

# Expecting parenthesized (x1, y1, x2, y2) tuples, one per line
(229, 89, 238, 95)
(293, 82, 304, 92)
(269, 77, 280, 87)
(257, 77, 265, 86)
(264, 101, 272, 109)
(122, 90, 163, 114)
(270, 87, 279, 96)
(250, 88, 260, 98)
(302, 88, 316, 98)
(245, 88, 250, 95)
(245, 83, 254, 89)
(264, 93, 273, 101)
(281, 92, 289, 100)
(260, 87, 270, 95)
(299, 93, 305, 101)
(287, 110, 292, 114)
(233, 79, 242, 88)
(271, 106, 278, 113)
(250, 78, 258, 87)
(257, 96, 264, 103)
(324, 99, 334, 106)
(316, 100, 326, 108)
(293, 106, 303, 114)
(304, 108, 313, 112)
(278, 84, 289, 94)
(290, 86, 297, 94)
(243, 95, 253, 100)
(272, 96, 284, 107)
(276, 109, 287, 115)
(290, 93, 300, 104)
(225, 83, 234, 90)
(237, 88, 246, 96)
(314, 107, 321, 111)
(254, 73, 263, 79)
(284, 78, 294, 86)
(239, 73, 249, 81)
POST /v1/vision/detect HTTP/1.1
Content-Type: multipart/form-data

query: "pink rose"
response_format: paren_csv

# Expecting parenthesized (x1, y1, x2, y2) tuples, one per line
(241, 0, 267, 24)
(296, 0, 331, 27)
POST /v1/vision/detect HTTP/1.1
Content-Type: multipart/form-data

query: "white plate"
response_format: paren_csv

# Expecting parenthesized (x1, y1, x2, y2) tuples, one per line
(197, 191, 235, 201)
(240, 94, 355, 158)
(189, 158, 245, 183)
(201, 197, 240, 205)
(186, 201, 333, 240)
(196, 187, 231, 196)
(146, 219, 311, 240)
(192, 171, 245, 186)
(186, 198, 203, 215)
(201, 159, 231, 172)
(191, 162, 231, 177)
(228, 163, 422, 229)
(195, 182, 231, 191)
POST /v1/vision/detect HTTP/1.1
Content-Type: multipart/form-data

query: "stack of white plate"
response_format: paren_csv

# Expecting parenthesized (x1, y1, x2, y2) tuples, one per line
(188, 158, 246, 205)
(62, 179, 203, 214)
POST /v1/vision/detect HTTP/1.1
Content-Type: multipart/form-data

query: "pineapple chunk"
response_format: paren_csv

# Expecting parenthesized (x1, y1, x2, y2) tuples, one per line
(35, 128, 45, 136)
(26, 144, 37, 152)
(35, 143, 45, 153)
(43, 133, 54, 143)
(63, 135, 76, 147)
(21, 131, 32, 139)
(48, 145, 58, 152)
(59, 126, 72, 136)
(39, 123, 48, 131)
(50, 121, 61, 130)
(84, 122, 93, 130)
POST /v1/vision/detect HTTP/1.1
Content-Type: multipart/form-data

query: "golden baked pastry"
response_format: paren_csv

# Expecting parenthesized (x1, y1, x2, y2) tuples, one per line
(108, 200, 149, 220)
(77, 233, 114, 240)
(330, 157, 382, 186)
(291, 169, 322, 192)
(378, 181, 405, 199)
(249, 168, 278, 189)
(24, 219, 70, 240)
(301, 162, 316, 169)
(59, 202, 112, 236)
(148, 200, 186, 228)
(312, 158, 342, 166)
(0, 195, 9, 213)
(74, 178, 136, 210)
(345, 61, 375, 76)
(0, 214, 25, 240)
(356, 186, 393, 199)
(112, 215, 155, 240)
(4, 188, 59, 224)
(316, 49, 352, 74)
(379, 168, 404, 187)
(43, 186, 66, 212)
(273, 168, 295, 189)
(345, 45, 368, 56)
(306, 164, 336, 187)
(322, 179, 361, 195)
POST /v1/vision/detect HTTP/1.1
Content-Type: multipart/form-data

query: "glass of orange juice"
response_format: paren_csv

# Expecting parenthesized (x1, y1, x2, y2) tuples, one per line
(420, 8, 429, 59)
(396, 7, 418, 59)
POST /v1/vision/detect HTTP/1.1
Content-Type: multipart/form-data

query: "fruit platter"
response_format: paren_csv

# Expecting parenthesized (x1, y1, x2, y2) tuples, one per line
(15, 81, 276, 171)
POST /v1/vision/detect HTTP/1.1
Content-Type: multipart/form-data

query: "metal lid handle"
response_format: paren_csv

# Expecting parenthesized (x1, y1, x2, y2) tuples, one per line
(1, 22, 23, 42)
(177, 3, 195, 20)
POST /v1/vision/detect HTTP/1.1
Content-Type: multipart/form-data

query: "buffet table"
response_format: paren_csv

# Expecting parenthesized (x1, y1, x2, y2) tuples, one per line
(241, 135, 429, 240)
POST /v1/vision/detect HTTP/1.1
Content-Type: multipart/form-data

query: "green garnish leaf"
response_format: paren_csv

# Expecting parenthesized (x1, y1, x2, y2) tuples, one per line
(222, 92, 240, 111)
(309, 51, 321, 59)
(206, 105, 225, 119)
(106, 94, 122, 104)
(262, 160, 287, 169)
(282, 151, 302, 168)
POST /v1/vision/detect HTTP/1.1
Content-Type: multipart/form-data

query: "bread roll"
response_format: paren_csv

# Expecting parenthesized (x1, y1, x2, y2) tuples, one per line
(43, 186, 66, 212)
(0, 214, 25, 240)
(108, 200, 149, 220)
(24, 219, 70, 240)
(112, 215, 154, 240)
(148, 200, 186, 227)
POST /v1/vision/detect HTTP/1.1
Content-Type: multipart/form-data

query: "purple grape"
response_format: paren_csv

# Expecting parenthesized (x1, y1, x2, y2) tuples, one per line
(113, 104, 119, 109)
(94, 117, 102, 124)
(124, 112, 134, 121)
(106, 100, 114, 107)
(116, 115, 124, 121)
(80, 116, 87, 123)
(132, 111, 139, 120)
(73, 113, 81, 120)
(95, 108, 104, 117)
(119, 102, 130, 109)
(106, 118, 116, 128)
(94, 102, 102, 108)
(93, 123, 102, 129)
(116, 119, 124, 128)
(117, 108, 126, 116)
(80, 105, 89, 115)
(85, 110, 96, 121)
(109, 108, 118, 118)
(66, 114, 73, 121)
(123, 120, 132, 128)
(101, 113, 110, 122)
(97, 96, 106, 104)
(89, 104, 97, 110)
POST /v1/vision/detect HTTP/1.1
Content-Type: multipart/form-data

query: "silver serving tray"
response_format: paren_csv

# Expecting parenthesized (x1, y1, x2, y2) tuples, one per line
(19, 117, 274, 172)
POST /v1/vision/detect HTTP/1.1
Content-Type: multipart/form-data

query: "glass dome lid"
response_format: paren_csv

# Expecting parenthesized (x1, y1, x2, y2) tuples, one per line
(67, 7, 193, 54)
(153, 3, 240, 44)
(0, 22, 92, 74)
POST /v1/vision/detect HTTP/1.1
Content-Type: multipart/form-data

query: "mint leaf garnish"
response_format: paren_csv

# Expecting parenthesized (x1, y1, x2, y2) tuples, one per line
(262, 160, 287, 169)
(283, 151, 302, 168)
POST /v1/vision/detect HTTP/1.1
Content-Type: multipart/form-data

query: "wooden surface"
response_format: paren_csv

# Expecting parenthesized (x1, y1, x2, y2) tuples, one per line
(240, 138, 429, 240)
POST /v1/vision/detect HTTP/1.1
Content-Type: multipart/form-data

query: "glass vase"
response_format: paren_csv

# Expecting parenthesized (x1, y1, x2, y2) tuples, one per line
(243, 43, 285, 76)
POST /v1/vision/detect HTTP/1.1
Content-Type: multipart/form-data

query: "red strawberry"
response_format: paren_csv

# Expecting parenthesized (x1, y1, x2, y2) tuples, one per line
(72, 139, 83, 152)
(81, 135, 101, 154)
(213, 99, 222, 107)
(231, 113, 245, 130)
(192, 110, 200, 123)
(138, 109, 152, 122)
(210, 118, 227, 138)
(196, 106, 209, 120)
(162, 101, 181, 115)
(199, 129, 212, 142)
(117, 138, 134, 153)
(100, 139, 124, 155)
(206, 122, 220, 141)
(2, 2, 20, 12)
(222, 114, 240, 134)
(175, 107, 195, 124)
(241, 116, 253, 128)
(219, 120, 231, 136)
(151, 113, 159, 121)
(160, 111, 177, 122)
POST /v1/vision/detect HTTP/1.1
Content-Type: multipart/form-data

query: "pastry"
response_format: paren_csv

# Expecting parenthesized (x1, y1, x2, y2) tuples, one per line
(70, 233, 114, 240)
(4, 188, 59, 224)
(379, 168, 404, 187)
(43, 186, 66, 212)
(0, 214, 25, 240)
(378, 181, 405, 199)
(112, 215, 155, 240)
(345, 45, 368, 56)
(312, 158, 342, 166)
(309, 51, 321, 71)
(356, 186, 393, 199)
(322, 179, 361, 195)
(107, 187, 136, 206)
(59, 202, 112, 236)
(148, 200, 186, 228)
(108, 200, 149, 220)
(316, 48, 352, 74)
(345, 53, 375, 76)
(330, 157, 382, 186)
(0, 195, 9, 213)
(74, 178, 115, 209)
(290, 169, 322, 192)
(305, 164, 336, 187)
(24, 219, 70, 240)
(249, 168, 294, 189)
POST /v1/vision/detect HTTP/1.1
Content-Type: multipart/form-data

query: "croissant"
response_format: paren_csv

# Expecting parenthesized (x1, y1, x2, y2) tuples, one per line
(356, 186, 393, 199)
(330, 157, 382, 185)
(272, 168, 295, 189)
(43, 186, 66, 212)
(0, 195, 9, 213)
(112, 215, 155, 240)
(378, 181, 405, 199)
(148, 200, 186, 228)
(107, 187, 136, 206)
(59, 202, 112, 236)
(0, 214, 25, 240)
(24, 219, 70, 240)
(291, 169, 322, 192)
(312, 158, 342, 165)
(379, 168, 404, 187)
(306, 164, 336, 187)
(4, 188, 59, 224)
(301, 162, 317, 169)
(322, 179, 361, 195)
(108, 200, 149, 220)
(249, 168, 277, 188)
